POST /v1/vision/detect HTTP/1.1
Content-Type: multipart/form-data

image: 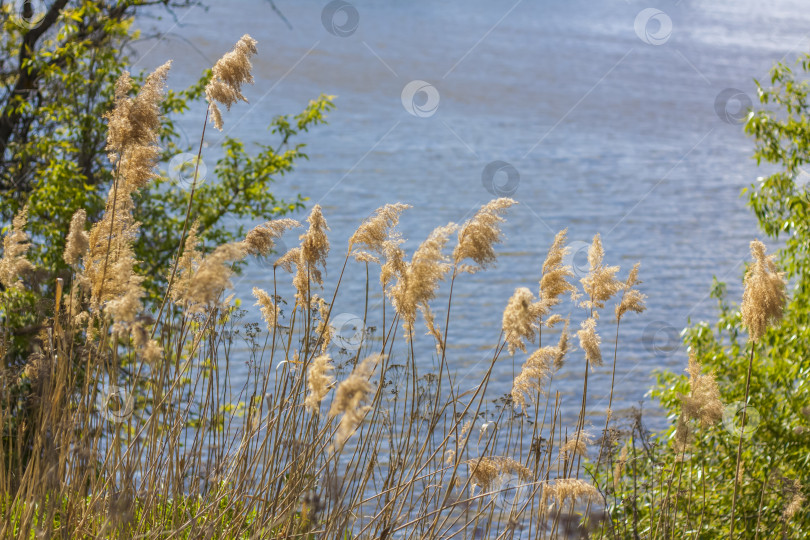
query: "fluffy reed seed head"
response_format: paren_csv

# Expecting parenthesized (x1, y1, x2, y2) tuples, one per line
(0, 205, 34, 288)
(613, 443, 629, 492)
(678, 352, 724, 427)
(577, 317, 602, 369)
(380, 239, 407, 289)
(182, 242, 246, 310)
(244, 218, 301, 256)
(580, 234, 622, 314)
(465, 456, 532, 492)
(555, 320, 571, 370)
(539, 229, 576, 312)
(782, 479, 805, 523)
(329, 354, 381, 450)
(300, 205, 330, 274)
(105, 62, 170, 155)
(205, 34, 258, 130)
(86, 63, 170, 312)
(252, 287, 280, 332)
(349, 203, 410, 263)
(502, 287, 546, 354)
(312, 295, 333, 353)
(741, 240, 787, 342)
(420, 304, 445, 356)
(169, 221, 203, 303)
(389, 223, 456, 337)
(63, 209, 89, 267)
(560, 430, 593, 459)
(542, 478, 600, 506)
(615, 262, 646, 321)
(673, 413, 692, 455)
(292, 205, 330, 305)
(106, 62, 171, 190)
(453, 198, 516, 273)
(512, 346, 557, 411)
(106, 274, 144, 330)
(305, 354, 335, 415)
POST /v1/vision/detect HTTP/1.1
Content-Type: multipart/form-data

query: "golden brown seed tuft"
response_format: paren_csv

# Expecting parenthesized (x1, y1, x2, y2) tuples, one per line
(502, 287, 545, 355)
(577, 317, 602, 368)
(329, 354, 381, 450)
(253, 287, 280, 332)
(64, 209, 89, 267)
(389, 223, 456, 337)
(305, 354, 335, 415)
(349, 203, 410, 263)
(465, 456, 532, 492)
(678, 352, 724, 427)
(0, 205, 34, 288)
(453, 198, 516, 273)
(512, 346, 557, 411)
(542, 478, 600, 506)
(782, 479, 805, 522)
(539, 229, 576, 311)
(205, 35, 258, 129)
(741, 240, 787, 342)
(580, 234, 622, 314)
(244, 218, 301, 256)
(560, 430, 593, 459)
(292, 205, 330, 305)
(181, 242, 246, 310)
(615, 262, 646, 321)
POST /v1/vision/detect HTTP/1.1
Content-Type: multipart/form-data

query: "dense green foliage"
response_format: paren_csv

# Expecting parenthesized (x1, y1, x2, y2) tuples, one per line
(0, 0, 334, 303)
(601, 54, 810, 538)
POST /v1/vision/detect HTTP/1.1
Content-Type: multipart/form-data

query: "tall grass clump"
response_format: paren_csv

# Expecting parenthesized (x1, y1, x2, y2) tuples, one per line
(2, 35, 804, 540)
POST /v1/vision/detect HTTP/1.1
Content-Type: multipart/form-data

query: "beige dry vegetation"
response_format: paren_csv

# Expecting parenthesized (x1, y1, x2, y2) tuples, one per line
(0, 35, 798, 540)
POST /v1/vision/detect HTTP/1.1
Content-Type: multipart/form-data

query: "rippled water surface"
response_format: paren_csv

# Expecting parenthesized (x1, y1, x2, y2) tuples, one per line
(133, 0, 810, 429)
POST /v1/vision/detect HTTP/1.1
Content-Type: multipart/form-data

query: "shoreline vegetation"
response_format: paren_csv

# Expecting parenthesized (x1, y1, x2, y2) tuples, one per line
(1, 26, 808, 540)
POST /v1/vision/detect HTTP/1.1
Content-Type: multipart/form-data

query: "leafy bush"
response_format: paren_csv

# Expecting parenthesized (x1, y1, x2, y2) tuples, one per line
(600, 54, 810, 539)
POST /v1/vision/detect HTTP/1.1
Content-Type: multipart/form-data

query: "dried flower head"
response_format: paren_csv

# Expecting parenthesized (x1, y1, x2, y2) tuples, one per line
(502, 287, 546, 354)
(64, 209, 89, 266)
(253, 287, 280, 332)
(560, 430, 593, 459)
(577, 317, 602, 368)
(673, 413, 692, 455)
(292, 205, 330, 305)
(580, 234, 621, 315)
(782, 479, 805, 523)
(512, 346, 557, 411)
(539, 229, 576, 311)
(542, 478, 600, 506)
(305, 354, 335, 414)
(0, 205, 34, 288)
(106, 62, 171, 160)
(182, 242, 246, 309)
(465, 456, 532, 492)
(389, 223, 456, 337)
(555, 320, 571, 370)
(678, 352, 724, 427)
(349, 203, 410, 263)
(741, 240, 787, 342)
(380, 239, 407, 289)
(169, 221, 203, 303)
(106, 276, 144, 329)
(205, 35, 258, 130)
(453, 198, 516, 273)
(613, 443, 629, 492)
(615, 262, 646, 321)
(329, 354, 381, 450)
(141, 339, 163, 365)
(244, 218, 301, 256)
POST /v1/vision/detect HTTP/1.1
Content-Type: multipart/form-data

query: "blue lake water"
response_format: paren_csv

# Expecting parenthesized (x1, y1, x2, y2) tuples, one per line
(133, 0, 810, 430)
